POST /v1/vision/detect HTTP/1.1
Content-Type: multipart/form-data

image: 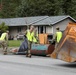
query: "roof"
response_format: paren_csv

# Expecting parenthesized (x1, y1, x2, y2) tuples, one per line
(0, 16, 49, 26)
(0, 17, 27, 26)
(0, 15, 75, 26)
(49, 15, 76, 25)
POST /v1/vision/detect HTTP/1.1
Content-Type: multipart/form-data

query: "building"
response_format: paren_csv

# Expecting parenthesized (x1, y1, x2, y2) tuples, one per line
(0, 15, 76, 39)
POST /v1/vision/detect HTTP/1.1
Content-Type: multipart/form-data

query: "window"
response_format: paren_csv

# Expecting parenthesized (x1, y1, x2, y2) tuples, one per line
(17, 27, 21, 32)
(40, 26, 43, 33)
(38, 26, 46, 34)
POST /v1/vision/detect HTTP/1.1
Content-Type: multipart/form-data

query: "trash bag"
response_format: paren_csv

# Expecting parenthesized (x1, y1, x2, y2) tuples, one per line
(17, 36, 28, 54)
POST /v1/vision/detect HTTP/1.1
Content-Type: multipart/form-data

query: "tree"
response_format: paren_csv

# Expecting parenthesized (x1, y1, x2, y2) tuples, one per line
(60, 0, 76, 19)
(0, 0, 76, 19)
(0, 0, 21, 18)
(0, 22, 8, 32)
(16, 0, 61, 17)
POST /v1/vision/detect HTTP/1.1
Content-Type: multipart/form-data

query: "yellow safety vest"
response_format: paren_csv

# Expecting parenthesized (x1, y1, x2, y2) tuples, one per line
(33, 34, 38, 43)
(26, 30, 34, 42)
(56, 31, 62, 43)
(0, 33, 7, 41)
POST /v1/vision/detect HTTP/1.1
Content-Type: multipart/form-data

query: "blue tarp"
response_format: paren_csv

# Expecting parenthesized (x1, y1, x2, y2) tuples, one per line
(17, 37, 28, 54)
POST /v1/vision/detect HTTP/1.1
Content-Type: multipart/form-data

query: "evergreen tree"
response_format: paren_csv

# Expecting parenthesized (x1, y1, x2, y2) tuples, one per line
(0, 0, 21, 18)
(16, 0, 60, 17)
(0, 0, 76, 19)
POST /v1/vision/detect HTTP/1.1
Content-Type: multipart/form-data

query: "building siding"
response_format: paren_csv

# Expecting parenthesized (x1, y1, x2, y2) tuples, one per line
(53, 18, 75, 33)
(46, 26, 53, 34)
(9, 26, 27, 38)
(8, 18, 76, 38)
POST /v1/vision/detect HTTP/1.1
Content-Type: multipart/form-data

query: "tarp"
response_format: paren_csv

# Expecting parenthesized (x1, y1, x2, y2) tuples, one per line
(17, 37, 28, 54)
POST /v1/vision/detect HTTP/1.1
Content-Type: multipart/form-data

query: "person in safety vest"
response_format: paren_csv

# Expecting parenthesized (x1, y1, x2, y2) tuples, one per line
(0, 30, 9, 55)
(54, 27, 62, 48)
(25, 25, 35, 58)
(51, 27, 62, 58)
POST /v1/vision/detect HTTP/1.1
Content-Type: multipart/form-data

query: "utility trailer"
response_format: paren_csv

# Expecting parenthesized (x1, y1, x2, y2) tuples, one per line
(51, 23, 76, 62)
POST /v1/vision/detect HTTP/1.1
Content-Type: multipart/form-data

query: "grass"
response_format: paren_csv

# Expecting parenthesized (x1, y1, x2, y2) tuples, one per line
(8, 40, 24, 47)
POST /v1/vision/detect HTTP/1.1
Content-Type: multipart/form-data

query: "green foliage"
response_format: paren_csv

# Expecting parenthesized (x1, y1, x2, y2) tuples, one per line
(0, 0, 76, 19)
(8, 40, 23, 47)
(0, 0, 21, 18)
(16, 0, 60, 17)
(59, 0, 76, 19)
(0, 22, 8, 32)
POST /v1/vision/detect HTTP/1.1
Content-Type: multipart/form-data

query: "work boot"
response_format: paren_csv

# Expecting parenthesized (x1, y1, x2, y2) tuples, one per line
(3, 52, 7, 55)
(26, 51, 28, 57)
(26, 54, 28, 57)
(28, 54, 31, 58)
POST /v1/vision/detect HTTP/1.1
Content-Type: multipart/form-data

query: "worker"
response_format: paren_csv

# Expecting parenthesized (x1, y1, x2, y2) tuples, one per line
(54, 27, 62, 48)
(51, 27, 62, 58)
(55, 27, 62, 47)
(25, 25, 35, 58)
(0, 30, 9, 55)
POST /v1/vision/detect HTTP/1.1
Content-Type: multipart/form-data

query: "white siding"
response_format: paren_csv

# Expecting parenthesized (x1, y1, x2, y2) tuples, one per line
(46, 26, 53, 34)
